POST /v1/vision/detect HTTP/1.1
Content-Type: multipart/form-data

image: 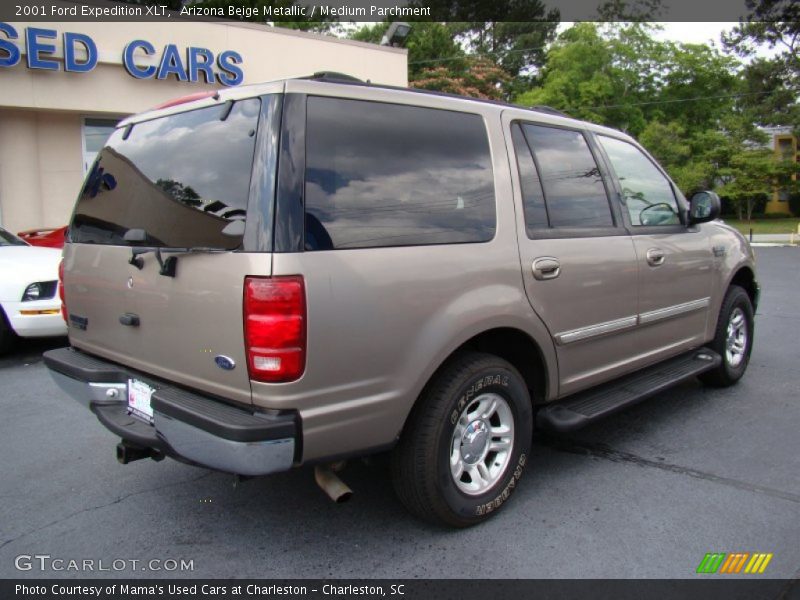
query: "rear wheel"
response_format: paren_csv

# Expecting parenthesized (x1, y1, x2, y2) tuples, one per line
(700, 285, 754, 387)
(391, 352, 532, 527)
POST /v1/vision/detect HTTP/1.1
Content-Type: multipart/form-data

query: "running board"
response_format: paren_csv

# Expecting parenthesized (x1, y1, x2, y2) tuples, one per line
(537, 350, 722, 432)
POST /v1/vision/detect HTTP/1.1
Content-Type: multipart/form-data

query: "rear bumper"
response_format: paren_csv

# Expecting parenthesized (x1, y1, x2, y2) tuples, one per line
(44, 347, 298, 476)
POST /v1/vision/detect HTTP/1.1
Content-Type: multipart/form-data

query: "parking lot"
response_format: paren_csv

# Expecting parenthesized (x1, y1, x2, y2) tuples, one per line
(1, 247, 798, 580)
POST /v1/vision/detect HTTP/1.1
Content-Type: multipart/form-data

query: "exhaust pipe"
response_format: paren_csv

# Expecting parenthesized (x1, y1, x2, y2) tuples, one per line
(314, 465, 353, 503)
(116, 441, 159, 464)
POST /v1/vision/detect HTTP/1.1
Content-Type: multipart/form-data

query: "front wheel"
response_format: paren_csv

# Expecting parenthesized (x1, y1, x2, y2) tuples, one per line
(0, 307, 15, 354)
(700, 285, 754, 387)
(391, 352, 533, 527)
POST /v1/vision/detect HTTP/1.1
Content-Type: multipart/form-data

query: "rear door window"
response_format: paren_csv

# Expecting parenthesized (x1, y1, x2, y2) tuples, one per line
(518, 123, 614, 230)
(70, 98, 261, 249)
(303, 97, 495, 250)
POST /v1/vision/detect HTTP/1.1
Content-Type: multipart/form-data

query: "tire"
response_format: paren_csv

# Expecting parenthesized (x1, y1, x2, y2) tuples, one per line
(699, 285, 754, 387)
(391, 352, 533, 527)
(0, 307, 15, 354)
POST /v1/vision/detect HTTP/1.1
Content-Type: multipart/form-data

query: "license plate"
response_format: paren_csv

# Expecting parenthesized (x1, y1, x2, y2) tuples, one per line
(127, 379, 155, 424)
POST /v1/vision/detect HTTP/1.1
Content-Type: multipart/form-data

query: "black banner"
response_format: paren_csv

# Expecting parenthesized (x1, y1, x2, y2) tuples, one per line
(3, 579, 800, 600)
(0, 0, 793, 23)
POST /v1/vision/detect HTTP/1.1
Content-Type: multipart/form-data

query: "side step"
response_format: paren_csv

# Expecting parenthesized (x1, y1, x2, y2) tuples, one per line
(537, 350, 721, 432)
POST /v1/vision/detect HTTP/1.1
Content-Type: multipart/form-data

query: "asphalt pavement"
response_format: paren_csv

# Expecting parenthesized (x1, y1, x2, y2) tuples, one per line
(1, 247, 798, 580)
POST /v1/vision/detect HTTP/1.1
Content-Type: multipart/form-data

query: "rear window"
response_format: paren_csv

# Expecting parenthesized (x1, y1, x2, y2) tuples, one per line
(70, 98, 261, 249)
(303, 97, 495, 250)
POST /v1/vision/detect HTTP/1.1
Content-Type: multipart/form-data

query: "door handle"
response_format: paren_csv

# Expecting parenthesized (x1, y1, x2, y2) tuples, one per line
(533, 257, 561, 280)
(646, 248, 666, 267)
(119, 313, 140, 327)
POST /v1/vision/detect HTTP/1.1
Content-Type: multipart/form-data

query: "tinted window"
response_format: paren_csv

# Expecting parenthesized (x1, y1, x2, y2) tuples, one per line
(0, 228, 27, 246)
(598, 135, 680, 226)
(304, 97, 495, 250)
(70, 98, 261, 249)
(511, 124, 548, 231)
(520, 124, 613, 228)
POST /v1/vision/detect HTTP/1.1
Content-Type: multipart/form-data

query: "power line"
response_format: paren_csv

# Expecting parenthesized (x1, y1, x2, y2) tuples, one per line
(408, 44, 550, 66)
(582, 87, 800, 110)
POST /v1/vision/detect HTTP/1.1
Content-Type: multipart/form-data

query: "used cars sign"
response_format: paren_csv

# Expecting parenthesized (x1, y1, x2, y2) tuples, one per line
(0, 22, 244, 86)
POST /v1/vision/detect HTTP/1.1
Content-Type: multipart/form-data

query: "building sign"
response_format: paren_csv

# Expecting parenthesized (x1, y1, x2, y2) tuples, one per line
(0, 22, 244, 86)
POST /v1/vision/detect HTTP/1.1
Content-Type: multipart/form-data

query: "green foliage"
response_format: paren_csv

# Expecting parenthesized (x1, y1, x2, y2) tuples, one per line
(350, 22, 465, 78)
(512, 19, 799, 218)
(413, 0, 559, 79)
(723, 1, 800, 134)
(515, 23, 740, 137)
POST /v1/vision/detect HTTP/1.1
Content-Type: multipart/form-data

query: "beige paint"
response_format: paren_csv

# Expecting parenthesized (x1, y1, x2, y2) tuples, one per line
(0, 18, 407, 231)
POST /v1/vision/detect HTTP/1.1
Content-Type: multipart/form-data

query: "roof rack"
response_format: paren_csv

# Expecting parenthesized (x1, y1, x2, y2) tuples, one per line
(529, 105, 571, 118)
(295, 73, 572, 120)
(304, 72, 366, 84)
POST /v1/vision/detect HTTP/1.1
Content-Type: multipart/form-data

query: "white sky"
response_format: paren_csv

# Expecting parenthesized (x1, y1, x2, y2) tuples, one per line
(558, 22, 780, 59)
(654, 22, 733, 46)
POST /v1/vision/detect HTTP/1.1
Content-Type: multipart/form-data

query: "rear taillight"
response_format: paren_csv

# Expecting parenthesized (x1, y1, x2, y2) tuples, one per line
(244, 276, 306, 383)
(58, 260, 67, 323)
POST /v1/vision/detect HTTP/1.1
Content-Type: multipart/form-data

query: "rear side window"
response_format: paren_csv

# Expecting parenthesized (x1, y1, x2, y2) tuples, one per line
(517, 123, 613, 229)
(510, 123, 548, 231)
(304, 97, 495, 250)
(70, 98, 261, 249)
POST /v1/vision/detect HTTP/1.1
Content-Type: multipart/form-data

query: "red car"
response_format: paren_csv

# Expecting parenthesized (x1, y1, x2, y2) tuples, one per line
(17, 227, 67, 249)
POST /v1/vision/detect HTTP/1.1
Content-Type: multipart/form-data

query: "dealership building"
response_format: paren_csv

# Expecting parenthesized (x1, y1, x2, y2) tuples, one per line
(0, 15, 407, 234)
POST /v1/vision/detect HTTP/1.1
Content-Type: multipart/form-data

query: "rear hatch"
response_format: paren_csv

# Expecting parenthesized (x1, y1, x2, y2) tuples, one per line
(63, 95, 273, 406)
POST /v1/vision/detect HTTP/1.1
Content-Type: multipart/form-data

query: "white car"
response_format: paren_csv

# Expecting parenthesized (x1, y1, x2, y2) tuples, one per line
(0, 227, 67, 351)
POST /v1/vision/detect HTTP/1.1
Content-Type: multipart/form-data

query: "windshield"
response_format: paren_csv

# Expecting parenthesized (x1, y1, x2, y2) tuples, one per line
(69, 98, 261, 250)
(0, 228, 28, 247)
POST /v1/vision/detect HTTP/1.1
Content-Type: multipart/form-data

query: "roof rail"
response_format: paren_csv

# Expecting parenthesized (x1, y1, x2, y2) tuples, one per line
(304, 72, 365, 84)
(529, 105, 571, 118)
(292, 75, 575, 121)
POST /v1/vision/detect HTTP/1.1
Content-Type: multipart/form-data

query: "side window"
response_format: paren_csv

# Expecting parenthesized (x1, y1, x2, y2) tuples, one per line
(520, 123, 614, 229)
(304, 97, 496, 250)
(598, 135, 681, 227)
(510, 124, 548, 231)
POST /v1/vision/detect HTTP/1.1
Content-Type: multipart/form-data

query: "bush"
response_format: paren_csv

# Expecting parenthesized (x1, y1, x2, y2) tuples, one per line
(762, 212, 795, 219)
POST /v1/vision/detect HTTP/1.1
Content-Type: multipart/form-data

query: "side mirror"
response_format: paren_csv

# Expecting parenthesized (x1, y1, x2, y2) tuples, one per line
(688, 191, 721, 225)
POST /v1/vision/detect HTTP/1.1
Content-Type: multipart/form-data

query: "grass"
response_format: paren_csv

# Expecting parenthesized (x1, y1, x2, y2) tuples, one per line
(724, 218, 800, 236)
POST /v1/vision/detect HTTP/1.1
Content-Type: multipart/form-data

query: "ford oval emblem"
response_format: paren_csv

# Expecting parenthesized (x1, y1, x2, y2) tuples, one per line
(214, 355, 236, 370)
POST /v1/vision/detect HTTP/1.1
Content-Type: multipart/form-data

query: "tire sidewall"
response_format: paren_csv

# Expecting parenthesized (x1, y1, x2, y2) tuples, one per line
(720, 289, 754, 381)
(434, 363, 532, 523)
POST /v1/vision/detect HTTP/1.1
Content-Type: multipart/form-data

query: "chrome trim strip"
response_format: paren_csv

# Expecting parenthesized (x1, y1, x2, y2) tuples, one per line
(638, 297, 710, 325)
(556, 315, 638, 345)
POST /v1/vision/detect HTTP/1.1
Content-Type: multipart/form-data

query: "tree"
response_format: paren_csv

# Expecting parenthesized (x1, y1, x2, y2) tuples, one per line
(408, 0, 559, 95)
(723, 0, 800, 133)
(515, 23, 741, 137)
(514, 23, 656, 135)
(717, 148, 799, 220)
(412, 56, 510, 100)
(350, 22, 466, 79)
(596, 0, 665, 20)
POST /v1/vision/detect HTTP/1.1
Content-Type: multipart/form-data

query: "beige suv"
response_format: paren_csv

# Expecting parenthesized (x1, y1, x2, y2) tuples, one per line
(45, 74, 758, 527)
